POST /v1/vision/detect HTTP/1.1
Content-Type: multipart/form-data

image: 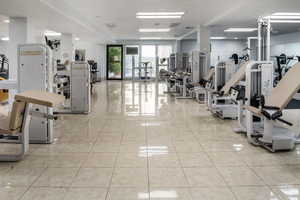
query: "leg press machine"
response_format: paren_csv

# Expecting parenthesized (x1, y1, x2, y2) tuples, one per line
(245, 62, 300, 152)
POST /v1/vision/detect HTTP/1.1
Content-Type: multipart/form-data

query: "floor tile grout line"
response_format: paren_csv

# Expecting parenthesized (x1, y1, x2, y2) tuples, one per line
(246, 162, 297, 199)
(193, 127, 239, 200)
(172, 126, 193, 191)
(145, 119, 151, 200)
(104, 122, 125, 200)
(17, 165, 50, 200)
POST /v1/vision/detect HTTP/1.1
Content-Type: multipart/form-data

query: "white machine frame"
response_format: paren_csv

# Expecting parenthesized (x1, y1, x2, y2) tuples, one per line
(235, 61, 273, 132)
(18, 44, 55, 144)
(239, 16, 300, 152)
(56, 62, 91, 114)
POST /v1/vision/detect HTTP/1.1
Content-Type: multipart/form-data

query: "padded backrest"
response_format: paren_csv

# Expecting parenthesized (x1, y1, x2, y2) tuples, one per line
(9, 100, 26, 131)
(266, 62, 300, 110)
(204, 68, 215, 81)
(15, 90, 65, 107)
(221, 62, 249, 95)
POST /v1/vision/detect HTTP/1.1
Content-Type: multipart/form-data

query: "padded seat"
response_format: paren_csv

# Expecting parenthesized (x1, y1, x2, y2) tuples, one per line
(186, 83, 195, 89)
(0, 115, 12, 134)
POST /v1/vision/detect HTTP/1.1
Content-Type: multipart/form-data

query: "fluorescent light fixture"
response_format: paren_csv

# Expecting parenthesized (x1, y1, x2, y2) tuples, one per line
(74, 37, 80, 41)
(44, 30, 62, 36)
(273, 12, 300, 16)
(270, 20, 300, 23)
(137, 15, 182, 19)
(224, 28, 257, 32)
(3, 19, 9, 23)
(140, 37, 162, 40)
(266, 15, 300, 19)
(1, 37, 9, 41)
(210, 37, 226, 40)
(137, 12, 184, 16)
(234, 37, 239, 40)
(139, 28, 170, 32)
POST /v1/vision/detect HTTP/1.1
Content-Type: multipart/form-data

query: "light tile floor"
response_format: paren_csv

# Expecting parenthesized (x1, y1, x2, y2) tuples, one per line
(1, 81, 300, 199)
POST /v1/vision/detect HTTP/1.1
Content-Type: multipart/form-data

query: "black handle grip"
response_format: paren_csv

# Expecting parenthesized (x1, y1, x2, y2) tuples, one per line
(277, 118, 293, 126)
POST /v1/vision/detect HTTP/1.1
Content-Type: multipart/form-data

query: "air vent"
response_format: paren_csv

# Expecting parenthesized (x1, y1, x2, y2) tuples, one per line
(105, 23, 116, 29)
(170, 23, 180, 28)
(185, 26, 194, 30)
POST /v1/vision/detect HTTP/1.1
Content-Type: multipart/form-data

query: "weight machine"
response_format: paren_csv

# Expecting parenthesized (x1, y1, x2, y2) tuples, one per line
(18, 44, 57, 144)
(240, 16, 300, 152)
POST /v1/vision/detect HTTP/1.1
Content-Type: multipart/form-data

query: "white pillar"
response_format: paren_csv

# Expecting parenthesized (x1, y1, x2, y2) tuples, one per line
(27, 19, 45, 43)
(8, 17, 28, 80)
(174, 40, 181, 53)
(60, 33, 74, 70)
(196, 26, 211, 67)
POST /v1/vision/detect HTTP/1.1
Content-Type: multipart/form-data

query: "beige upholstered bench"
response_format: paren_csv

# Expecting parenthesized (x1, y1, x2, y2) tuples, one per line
(0, 90, 64, 161)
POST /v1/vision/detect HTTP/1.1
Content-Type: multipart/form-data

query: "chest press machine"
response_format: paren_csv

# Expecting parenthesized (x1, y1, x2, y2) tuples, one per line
(0, 90, 64, 161)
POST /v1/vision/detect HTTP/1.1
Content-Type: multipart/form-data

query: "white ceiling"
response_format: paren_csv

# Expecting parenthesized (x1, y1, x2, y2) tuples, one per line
(0, 0, 300, 42)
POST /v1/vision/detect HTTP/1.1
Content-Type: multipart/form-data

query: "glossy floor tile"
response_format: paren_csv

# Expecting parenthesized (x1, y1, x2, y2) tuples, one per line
(1, 81, 300, 200)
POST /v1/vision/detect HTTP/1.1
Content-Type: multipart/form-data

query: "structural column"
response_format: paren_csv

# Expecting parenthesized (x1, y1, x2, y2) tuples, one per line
(196, 26, 211, 67)
(8, 17, 28, 80)
(174, 40, 181, 53)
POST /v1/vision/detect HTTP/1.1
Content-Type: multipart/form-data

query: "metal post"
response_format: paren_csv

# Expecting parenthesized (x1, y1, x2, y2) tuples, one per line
(132, 55, 135, 81)
(257, 19, 262, 61)
(266, 18, 271, 61)
(247, 37, 258, 60)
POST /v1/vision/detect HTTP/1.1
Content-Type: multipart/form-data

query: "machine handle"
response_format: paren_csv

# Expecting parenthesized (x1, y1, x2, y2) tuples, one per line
(277, 118, 293, 126)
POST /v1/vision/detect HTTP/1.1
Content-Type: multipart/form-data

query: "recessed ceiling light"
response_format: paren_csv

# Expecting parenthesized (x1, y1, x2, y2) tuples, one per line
(139, 28, 170, 32)
(270, 20, 300, 23)
(3, 19, 10, 23)
(137, 12, 184, 16)
(224, 28, 257, 32)
(137, 15, 182, 19)
(140, 37, 162, 40)
(210, 37, 227, 40)
(234, 37, 239, 40)
(273, 12, 300, 16)
(74, 37, 80, 41)
(266, 15, 300, 19)
(44, 30, 62, 36)
(1, 37, 9, 41)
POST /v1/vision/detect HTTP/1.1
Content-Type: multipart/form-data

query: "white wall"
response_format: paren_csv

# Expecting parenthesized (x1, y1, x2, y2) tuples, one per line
(74, 41, 106, 79)
(0, 41, 8, 55)
(271, 31, 300, 56)
(180, 39, 197, 54)
(118, 40, 176, 48)
(211, 40, 247, 66)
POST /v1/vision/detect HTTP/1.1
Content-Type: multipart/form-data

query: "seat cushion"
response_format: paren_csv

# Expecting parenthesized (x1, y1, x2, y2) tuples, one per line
(0, 114, 13, 134)
(9, 101, 26, 131)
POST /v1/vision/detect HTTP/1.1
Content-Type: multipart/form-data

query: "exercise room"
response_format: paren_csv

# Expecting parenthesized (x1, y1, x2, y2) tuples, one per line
(1, 0, 300, 199)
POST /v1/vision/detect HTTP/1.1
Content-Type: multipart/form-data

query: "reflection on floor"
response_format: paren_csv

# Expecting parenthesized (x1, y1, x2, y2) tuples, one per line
(1, 81, 300, 200)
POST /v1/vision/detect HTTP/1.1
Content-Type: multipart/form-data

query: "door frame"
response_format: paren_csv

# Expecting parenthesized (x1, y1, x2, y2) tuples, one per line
(106, 44, 124, 80)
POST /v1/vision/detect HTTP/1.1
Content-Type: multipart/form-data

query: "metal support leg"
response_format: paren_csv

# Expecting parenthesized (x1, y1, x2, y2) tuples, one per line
(0, 104, 31, 162)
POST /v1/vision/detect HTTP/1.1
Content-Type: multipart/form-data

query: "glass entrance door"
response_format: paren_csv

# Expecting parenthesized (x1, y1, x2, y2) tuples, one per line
(107, 45, 123, 80)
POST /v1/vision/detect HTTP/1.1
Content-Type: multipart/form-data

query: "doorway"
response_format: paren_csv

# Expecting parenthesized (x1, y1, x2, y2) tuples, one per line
(107, 45, 123, 80)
